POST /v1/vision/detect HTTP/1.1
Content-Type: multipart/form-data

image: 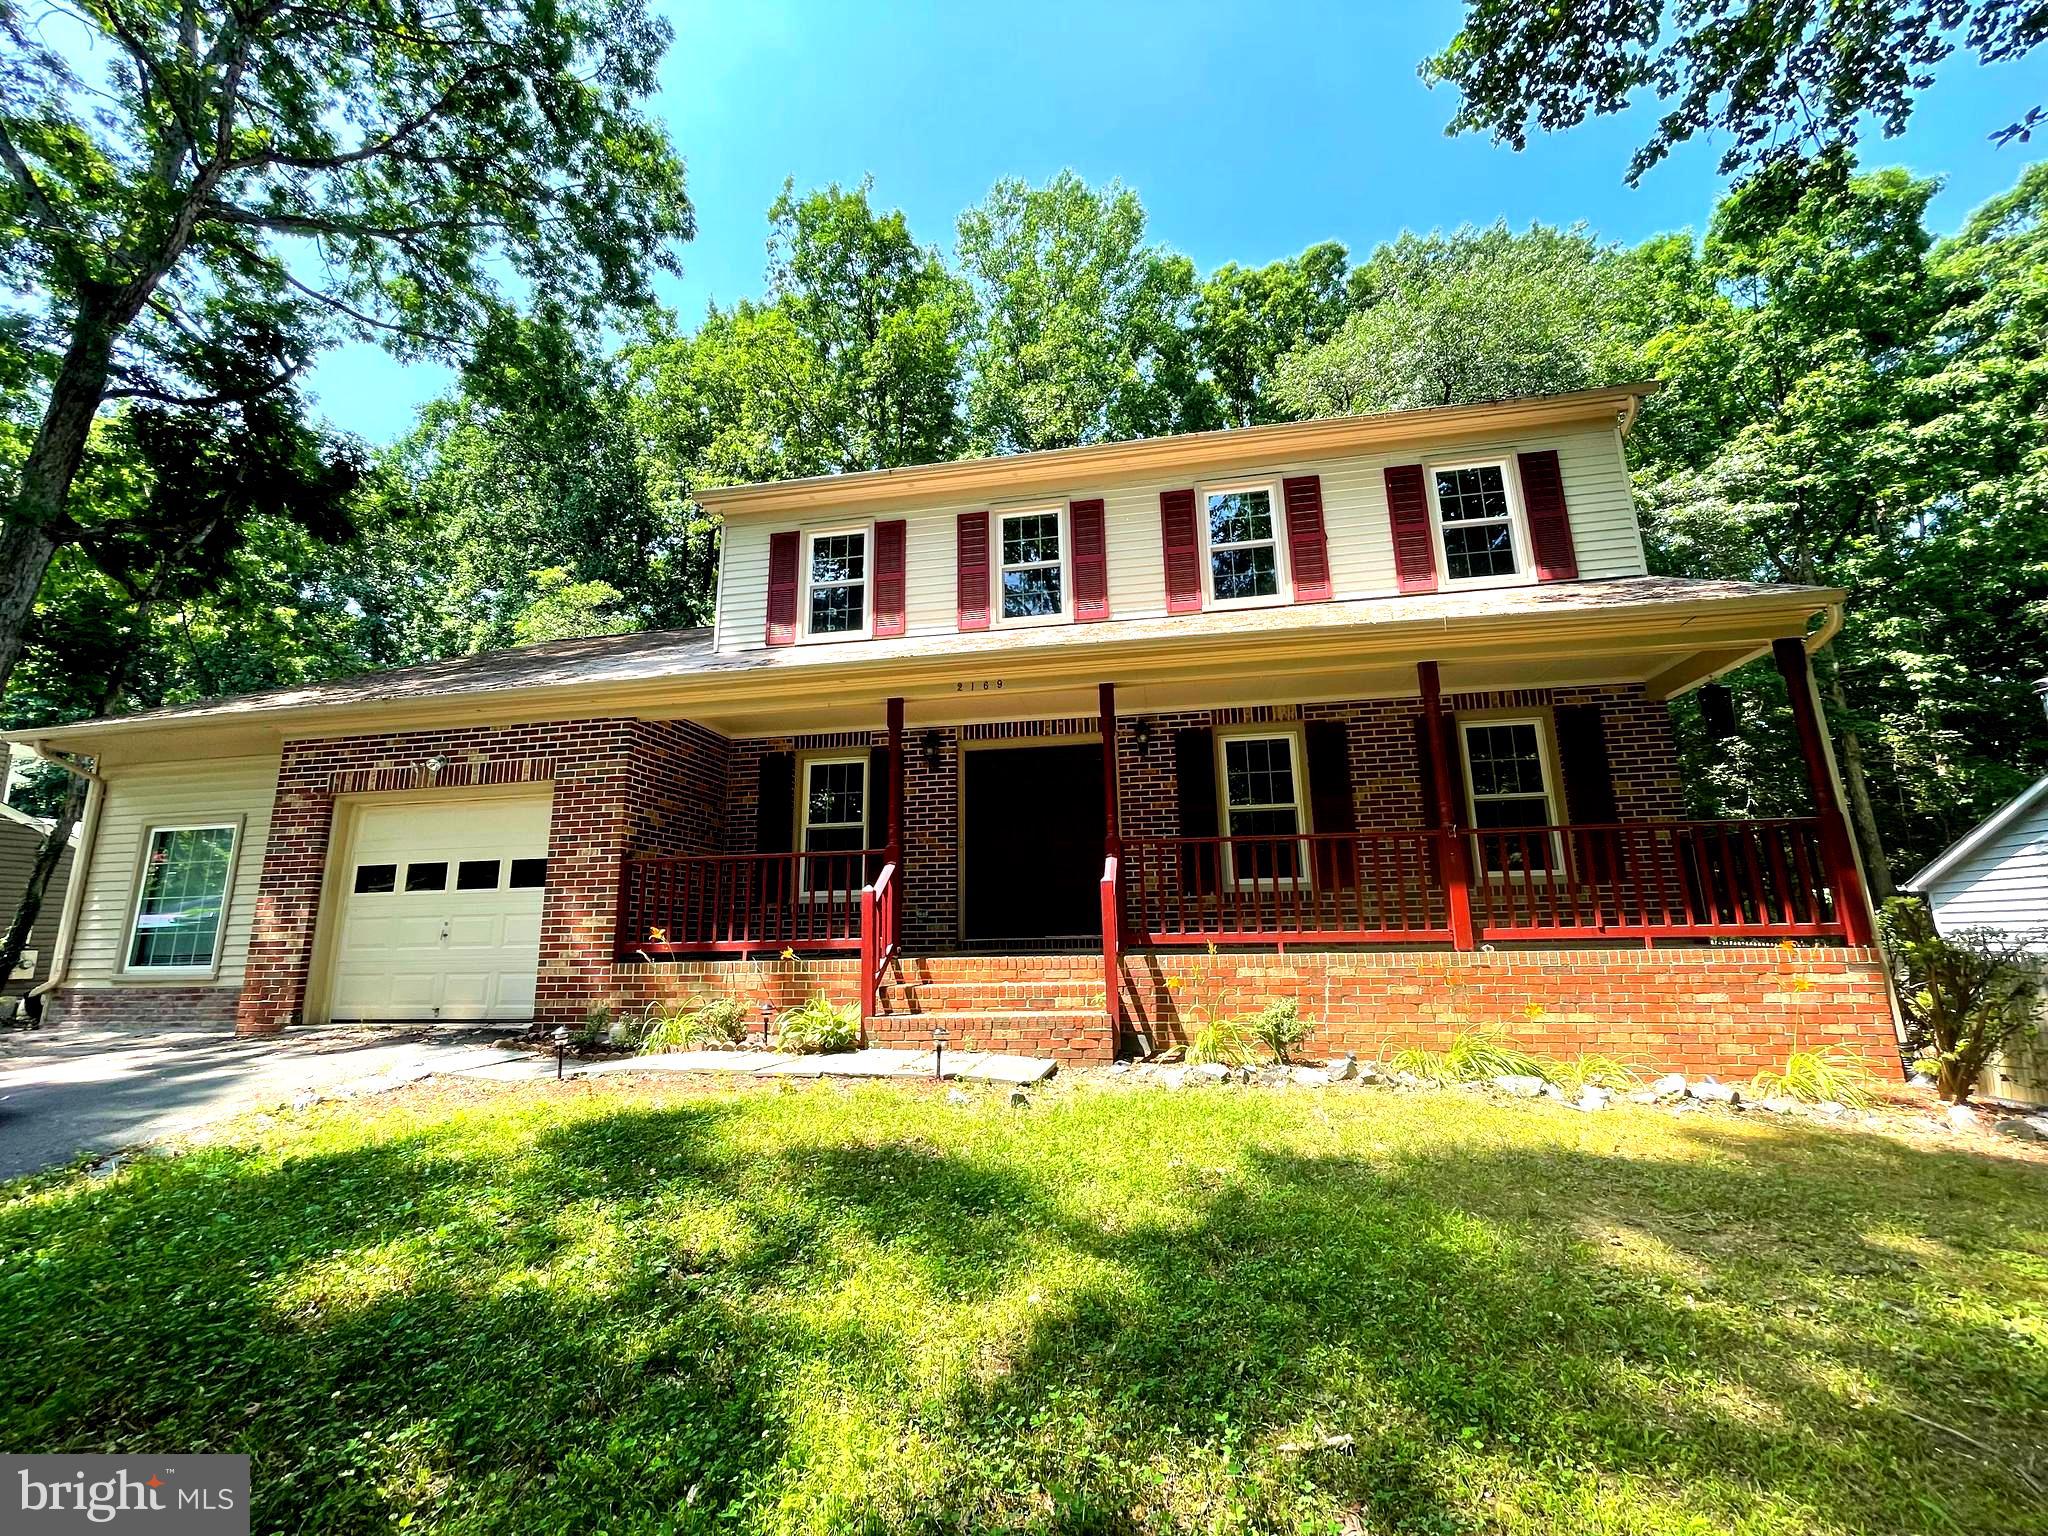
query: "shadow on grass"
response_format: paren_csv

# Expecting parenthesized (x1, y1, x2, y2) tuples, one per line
(1, 1091, 2043, 1534)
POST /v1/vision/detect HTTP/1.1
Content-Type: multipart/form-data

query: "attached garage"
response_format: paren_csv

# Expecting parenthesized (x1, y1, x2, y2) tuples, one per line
(323, 792, 552, 1022)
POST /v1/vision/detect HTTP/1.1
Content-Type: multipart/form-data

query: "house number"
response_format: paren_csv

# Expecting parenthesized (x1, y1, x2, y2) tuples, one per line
(954, 679, 1005, 692)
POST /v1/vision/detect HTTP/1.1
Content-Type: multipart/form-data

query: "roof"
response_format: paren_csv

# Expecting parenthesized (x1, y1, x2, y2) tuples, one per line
(1906, 774, 2048, 893)
(0, 799, 78, 845)
(695, 382, 1661, 518)
(5, 575, 1836, 749)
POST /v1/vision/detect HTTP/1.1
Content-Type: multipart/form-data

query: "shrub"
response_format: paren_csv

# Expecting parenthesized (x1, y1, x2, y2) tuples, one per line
(1186, 1015, 1259, 1067)
(1752, 1043, 1877, 1108)
(1247, 999, 1311, 1063)
(776, 995, 860, 1055)
(1881, 897, 2044, 1105)
(1392, 1025, 1547, 1085)
(1548, 1053, 1639, 1094)
(639, 996, 753, 1054)
(577, 1004, 617, 1048)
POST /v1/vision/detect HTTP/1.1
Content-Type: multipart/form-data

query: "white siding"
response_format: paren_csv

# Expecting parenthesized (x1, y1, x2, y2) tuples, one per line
(66, 754, 280, 990)
(1922, 792, 2048, 952)
(714, 423, 1645, 654)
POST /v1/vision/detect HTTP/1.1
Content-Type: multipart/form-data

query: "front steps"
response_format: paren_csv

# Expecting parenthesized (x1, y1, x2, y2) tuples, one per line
(868, 954, 1115, 1062)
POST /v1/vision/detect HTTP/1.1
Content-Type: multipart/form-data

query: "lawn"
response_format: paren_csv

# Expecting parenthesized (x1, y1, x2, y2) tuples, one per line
(2, 1076, 2044, 1535)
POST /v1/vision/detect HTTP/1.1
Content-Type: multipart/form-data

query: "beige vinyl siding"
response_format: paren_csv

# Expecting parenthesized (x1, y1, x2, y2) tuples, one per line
(66, 754, 280, 991)
(714, 423, 1644, 654)
(1923, 795, 2048, 954)
(0, 817, 74, 994)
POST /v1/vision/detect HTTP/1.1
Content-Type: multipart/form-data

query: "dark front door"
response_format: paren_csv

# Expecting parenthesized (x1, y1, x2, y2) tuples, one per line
(963, 743, 1106, 943)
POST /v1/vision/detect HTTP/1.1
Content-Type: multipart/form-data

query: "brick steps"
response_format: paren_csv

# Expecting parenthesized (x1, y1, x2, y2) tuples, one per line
(868, 954, 1116, 1060)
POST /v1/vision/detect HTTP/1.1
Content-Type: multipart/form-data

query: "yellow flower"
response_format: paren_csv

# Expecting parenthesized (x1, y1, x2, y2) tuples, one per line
(1778, 938, 1798, 953)
(1205, 940, 1218, 958)
(647, 926, 667, 943)
(780, 947, 798, 962)
(1523, 1002, 1546, 1020)
(1165, 976, 1184, 993)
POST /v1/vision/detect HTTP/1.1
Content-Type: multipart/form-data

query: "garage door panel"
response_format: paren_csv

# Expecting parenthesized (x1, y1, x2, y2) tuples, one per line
(327, 794, 551, 1023)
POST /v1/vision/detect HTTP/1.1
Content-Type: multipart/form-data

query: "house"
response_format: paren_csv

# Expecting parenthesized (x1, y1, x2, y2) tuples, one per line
(0, 797, 77, 1003)
(6, 384, 1899, 1074)
(1907, 771, 2048, 1104)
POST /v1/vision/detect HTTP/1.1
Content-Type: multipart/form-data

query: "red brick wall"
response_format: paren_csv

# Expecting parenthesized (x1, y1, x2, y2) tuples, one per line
(1119, 945, 1898, 1079)
(56, 985, 240, 1030)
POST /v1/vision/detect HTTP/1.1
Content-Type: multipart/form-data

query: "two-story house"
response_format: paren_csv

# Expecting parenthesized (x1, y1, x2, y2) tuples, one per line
(8, 384, 1900, 1073)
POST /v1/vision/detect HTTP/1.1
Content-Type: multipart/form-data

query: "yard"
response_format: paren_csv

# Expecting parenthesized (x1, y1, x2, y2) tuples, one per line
(2, 1075, 2044, 1535)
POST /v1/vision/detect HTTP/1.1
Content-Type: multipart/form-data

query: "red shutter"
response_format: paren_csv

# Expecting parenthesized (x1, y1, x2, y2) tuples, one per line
(1159, 488, 1203, 614)
(1070, 498, 1109, 622)
(873, 519, 907, 636)
(956, 510, 991, 631)
(1517, 449, 1578, 581)
(1383, 464, 1437, 594)
(1281, 474, 1332, 602)
(765, 530, 800, 645)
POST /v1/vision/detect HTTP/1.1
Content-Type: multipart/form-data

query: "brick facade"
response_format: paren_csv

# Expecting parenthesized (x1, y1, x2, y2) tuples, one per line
(56, 985, 240, 1030)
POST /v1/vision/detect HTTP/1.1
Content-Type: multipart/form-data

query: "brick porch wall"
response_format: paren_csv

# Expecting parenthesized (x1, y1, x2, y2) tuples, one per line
(1118, 946, 1899, 1079)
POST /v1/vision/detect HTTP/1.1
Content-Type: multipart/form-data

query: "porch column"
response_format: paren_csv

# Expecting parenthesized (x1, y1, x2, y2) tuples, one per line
(1098, 681, 1126, 1046)
(1419, 661, 1476, 950)
(1772, 638, 1877, 946)
(1098, 681, 1121, 855)
(885, 696, 904, 864)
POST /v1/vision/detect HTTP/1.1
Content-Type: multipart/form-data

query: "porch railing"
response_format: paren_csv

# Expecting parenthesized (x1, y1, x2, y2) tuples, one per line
(613, 849, 883, 959)
(1120, 831, 1452, 944)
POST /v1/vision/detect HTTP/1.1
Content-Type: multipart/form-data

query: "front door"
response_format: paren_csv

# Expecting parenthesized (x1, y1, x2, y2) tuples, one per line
(962, 743, 1106, 943)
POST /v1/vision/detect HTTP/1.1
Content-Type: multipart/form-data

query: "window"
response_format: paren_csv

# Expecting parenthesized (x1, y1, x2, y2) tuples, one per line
(404, 861, 448, 892)
(1430, 462, 1523, 584)
(997, 507, 1065, 622)
(126, 824, 237, 971)
(804, 528, 868, 637)
(1202, 484, 1287, 605)
(798, 755, 868, 895)
(352, 863, 396, 894)
(1460, 719, 1561, 873)
(508, 857, 548, 889)
(1218, 732, 1307, 885)
(456, 859, 502, 890)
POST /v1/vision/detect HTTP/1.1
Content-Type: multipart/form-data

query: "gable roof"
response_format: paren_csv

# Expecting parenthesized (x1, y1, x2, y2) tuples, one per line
(1906, 774, 2048, 893)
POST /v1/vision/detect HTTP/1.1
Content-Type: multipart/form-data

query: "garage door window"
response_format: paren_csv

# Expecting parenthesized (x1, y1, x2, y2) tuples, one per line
(457, 859, 501, 890)
(353, 863, 396, 893)
(405, 862, 449, 892)
(126, 824, 237, 972)
(508, 857, 547, 889)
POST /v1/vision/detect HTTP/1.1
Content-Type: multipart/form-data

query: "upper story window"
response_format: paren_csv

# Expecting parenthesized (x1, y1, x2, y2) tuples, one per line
(998, 506, 1066, 624)
(1202, 482, 1289, 606)
(804, 528, 868, 638)
(125, 823, 238, 973)
(1429, 462, 1526, 585)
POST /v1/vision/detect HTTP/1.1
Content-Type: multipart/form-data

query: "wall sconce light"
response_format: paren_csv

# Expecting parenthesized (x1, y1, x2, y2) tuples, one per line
(922, 729, 945, 772)
(1132, 717, 1154, 753)
(423, 754, 448, 784)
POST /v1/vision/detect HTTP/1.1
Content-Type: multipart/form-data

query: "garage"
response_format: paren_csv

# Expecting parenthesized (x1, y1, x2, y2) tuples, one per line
(325, 793, 552, 1022)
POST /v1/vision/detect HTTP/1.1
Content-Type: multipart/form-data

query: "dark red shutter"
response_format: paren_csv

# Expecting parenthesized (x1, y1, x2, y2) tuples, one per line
(1174, 726, 1220, 896)
(1159, 489, 1203, 614)
(1556, 702, 1618, 884)
(1281, 475, 1333, 602)
(1384, 465, 1437, 594)
(765, 531, 800, 645)
(866, 743, 891, 879)
(872, 519, 907, 637)
(1070, 498, 1109, 622)
(756, 752, 796, 852)
(1517, 449, 1578, 581)
(1305, 719, 1357, 888)
(956, 510, 991, 631)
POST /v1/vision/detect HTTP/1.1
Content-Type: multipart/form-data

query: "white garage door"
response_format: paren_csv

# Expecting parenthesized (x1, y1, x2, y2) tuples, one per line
(327, 794, 551, 1022)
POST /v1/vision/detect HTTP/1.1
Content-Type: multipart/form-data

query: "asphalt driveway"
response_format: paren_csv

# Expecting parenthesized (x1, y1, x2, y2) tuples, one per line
(0, 1023, 536, 1180)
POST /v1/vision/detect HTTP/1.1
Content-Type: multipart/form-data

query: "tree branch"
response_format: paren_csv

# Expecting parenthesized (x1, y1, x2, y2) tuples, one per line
(0, 121, 61, 226)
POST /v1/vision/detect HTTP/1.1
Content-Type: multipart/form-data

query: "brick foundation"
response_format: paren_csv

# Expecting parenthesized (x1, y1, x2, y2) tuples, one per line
(1118, 945, 1899, 1078)
(53, 985, 242, 1030)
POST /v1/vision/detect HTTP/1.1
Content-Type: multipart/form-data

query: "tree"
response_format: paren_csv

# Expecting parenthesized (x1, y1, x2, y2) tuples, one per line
(0, 0, 691, 699)
(1271, 222, 1652, 417)
(956, 172, 1216, 451)
(1881, 897, 2045, 1104)
(1423, 0, 2048, 185)
(1191, 242, 1351, 427)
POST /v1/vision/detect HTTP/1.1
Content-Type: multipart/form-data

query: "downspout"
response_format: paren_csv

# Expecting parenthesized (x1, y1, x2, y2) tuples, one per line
(22, 742, 105, 1006)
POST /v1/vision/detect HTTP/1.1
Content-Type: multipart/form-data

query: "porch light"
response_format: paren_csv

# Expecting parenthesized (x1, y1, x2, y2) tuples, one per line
(1132, 717, 1154, 753)
(922, 729, 944, 771)
(932, 1023, 947, 1081)
(759, 999, 774, 1045)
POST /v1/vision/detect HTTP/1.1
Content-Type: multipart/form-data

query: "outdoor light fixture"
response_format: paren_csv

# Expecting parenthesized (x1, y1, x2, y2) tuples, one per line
(932, 1023, 948, 1081)
(552, 1024, 570, 1080)
(922, 729, 944, 771)
(759, 999, 774, 1045)
(1132, 717, 1154, 753)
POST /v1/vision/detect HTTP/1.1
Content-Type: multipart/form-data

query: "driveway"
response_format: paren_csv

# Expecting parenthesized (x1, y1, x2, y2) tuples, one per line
(0, 1023, 538, 1180)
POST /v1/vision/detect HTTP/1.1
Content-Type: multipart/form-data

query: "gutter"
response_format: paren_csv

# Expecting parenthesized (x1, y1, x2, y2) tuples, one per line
(1804, 600, 1844, 654)
(21, 743, 104, 1005)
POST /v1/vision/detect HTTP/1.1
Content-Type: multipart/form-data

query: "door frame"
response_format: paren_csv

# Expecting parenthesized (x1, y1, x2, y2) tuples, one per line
(303, 781, 556, 1025)
(954, 732, 1105, 946)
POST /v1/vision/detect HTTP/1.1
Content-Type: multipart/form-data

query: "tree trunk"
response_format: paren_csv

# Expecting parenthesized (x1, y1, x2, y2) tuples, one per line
(0, 770, 88, 1023)
(1818, 661, 1897, 901)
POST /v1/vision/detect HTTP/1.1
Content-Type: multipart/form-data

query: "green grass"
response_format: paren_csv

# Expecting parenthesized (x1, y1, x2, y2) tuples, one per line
(3, 1078, 2045, 1535)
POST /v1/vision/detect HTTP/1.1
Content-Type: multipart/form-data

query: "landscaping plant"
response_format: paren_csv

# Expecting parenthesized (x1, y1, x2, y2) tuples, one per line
(1752, 1043, 1877, 1109)
(1185, 1015, 1259, 1068)
(1391, 1024, 1549, 1084)
(1880, 897, 2045, 1104)
(775, 995, 860, 1055)
(639, 996, 752, 1054)
(1246, 999, 1311, 1064)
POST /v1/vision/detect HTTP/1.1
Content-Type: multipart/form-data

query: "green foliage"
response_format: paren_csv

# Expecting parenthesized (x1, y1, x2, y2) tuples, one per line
(1184, 1016, 1259, 1068)
(1547, 1054, 1641, 1094)
(639, 996, 752, 1054)
(1191, 242, 1352, 426)
(1880, 897, 2046, 1105)
(1245, 999, 1311, 1065)
(1391, 1025, 1550, 1085)
(775, 995, 860, 1055)
(1424, 2, 2045, 185)
(1753, 1045, 1878, 1109)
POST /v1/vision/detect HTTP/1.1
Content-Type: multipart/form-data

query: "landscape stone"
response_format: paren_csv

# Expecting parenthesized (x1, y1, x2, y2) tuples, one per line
(1492, 1074, 1548, 1098)
(1325, 1054, 1357, 1081)
(1650, 1072, 1688, 1099)
(1689, 1078, 1739, 1105)
(1190, 1062, 1232, 1083)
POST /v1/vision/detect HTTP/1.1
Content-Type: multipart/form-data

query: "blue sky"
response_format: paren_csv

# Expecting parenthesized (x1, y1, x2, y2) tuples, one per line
(306, 0, 2048, 443)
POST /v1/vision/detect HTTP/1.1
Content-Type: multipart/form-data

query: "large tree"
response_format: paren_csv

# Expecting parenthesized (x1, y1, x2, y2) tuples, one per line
(1191, 241, 1352, 427)
(0, 0, 691, 699)
(1423, 0, 2048, 184)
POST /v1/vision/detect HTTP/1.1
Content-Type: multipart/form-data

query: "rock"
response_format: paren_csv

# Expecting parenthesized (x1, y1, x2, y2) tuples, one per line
(1009, 1089, 1030, 1108)
(1813, 1100, 1846, 1119)
(1996, 1114, 2048, 1142)
(1625, 1089, 1661, 1105)
(1157, 1066, 1188, 1091)
(1542, 1082, 1566, 1101)
(290, 1090, 319, 1111)
(1325, 1054, 1357, 1082)
(1104, 1061, 1132, 1077)
(1946, 1103, 1983, 1132)
(1291, 1064, 1334, 1087)
(946, 1087, 973, 1106)
(87, 1154, 125, 1179)
(1355, 1060, 1382, 1083)
(1492, 1073, 1548, 1098)
(1190, 1062, 1232, 1083)
(1649, 1072, 1688, 1099)
(1574, 1086, 1612, 1113)
(1689, 1078, 1739, 1105)
(1757, 1096, 1802, 1115)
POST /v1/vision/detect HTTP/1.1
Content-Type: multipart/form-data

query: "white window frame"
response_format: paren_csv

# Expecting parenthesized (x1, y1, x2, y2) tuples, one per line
(1197, 479, 1292, 609)
(121, 819, 242, 978)
(991, 503, 1070, 628)
(1424, 458, 1535, 591)
(800, 524, 873, 642)
(795, 752, 870, 900)
(1214, 727, 1311, 890)
(1456, 716, 1565, 877)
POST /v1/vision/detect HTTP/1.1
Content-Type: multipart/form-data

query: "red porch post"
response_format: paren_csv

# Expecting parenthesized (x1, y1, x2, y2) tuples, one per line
(1098, 682, 1125, 1044)
(1772, 638, 1877, 946)
(886, 696, 904, 864)
(1419, 661, 1476, 949)
(1099, 682, 1121, 856)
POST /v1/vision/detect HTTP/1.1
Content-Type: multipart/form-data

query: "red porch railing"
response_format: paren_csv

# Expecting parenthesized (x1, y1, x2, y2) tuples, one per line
(614, 849, 883, 959)
(1116, 818, 1847, 946)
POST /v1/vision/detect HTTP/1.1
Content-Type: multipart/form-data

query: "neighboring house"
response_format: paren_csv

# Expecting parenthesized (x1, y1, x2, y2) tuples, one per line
(5, 384, 1898, 1072)
(0, 799, 77, 1001)
(1907, 775, 2048, 1105)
